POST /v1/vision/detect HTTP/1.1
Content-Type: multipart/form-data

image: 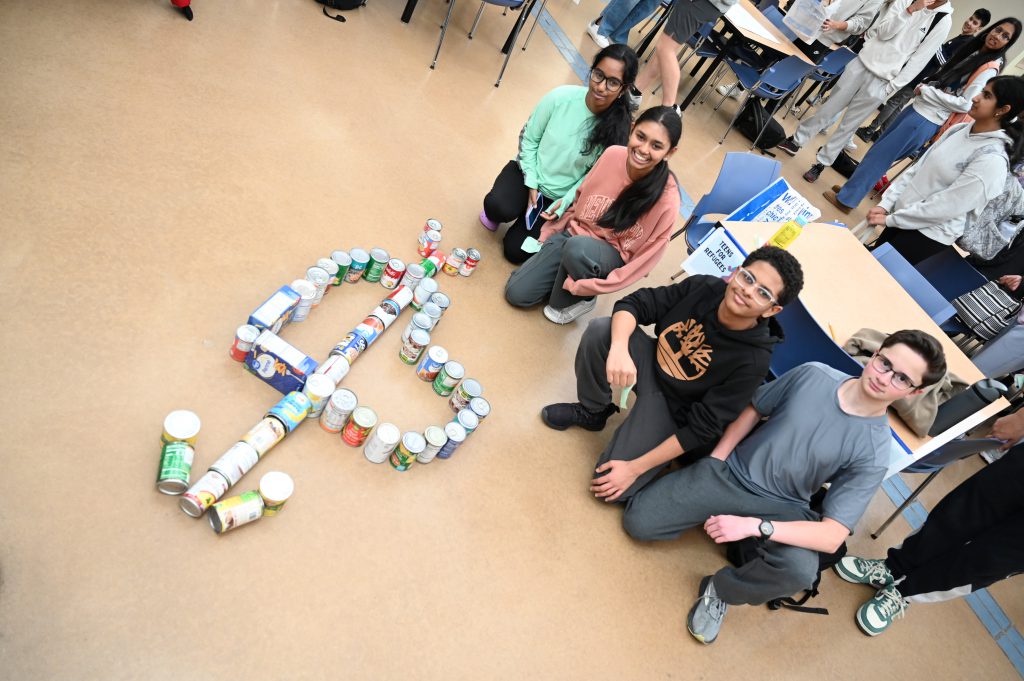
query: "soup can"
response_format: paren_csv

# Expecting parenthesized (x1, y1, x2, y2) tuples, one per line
(432, 361, 465, 397)
(459, 248, 481, 276)
(162, 410, 201, 445)
(315, 354, 351, 385)
(424, 218, 443, 233)
(157, 441, 194, 495)
(242, 416, 287, 456)
(209, 441, 261, 486)
(267, 391, 312, 433)
(179, 469, 230, 517)
(390, 431, 426, 471)
(385, 285, 414, 311)
(435, 422, 467, 460)
(453, 408, 479, 435)
(303, 373, 336, 419)
(442, 248, 467, 276)
(320, 388, 358, 433)
(316, 258, 340, 293)
(259, 471, 294, 516)
(419, 253, 444, 278)
(411, 279, 439, 311)
(209, 490, 265, 534)
(369, 301, 400, 329)
(342, 406, 378, 447)
(399, 328, 431, 365)
(289, 279, 317, 323)
(399, 263, 426, 291)
(330, 250, 352, 285)
(416, 345, 448, 382)
(347, 248, 370, 282)
(449, 378, 483, 413)
(401, 312, 433, 344)
(417, 229, 442, 257)
(363, 422, 401, 464)
(417, 426, 448, 464)
(354, 315, 384, 345)
(421, 302, 442, 330)
(363, 248, 390, 283)
(230, 324, 260, 362)
(429, 292, 451, 318)
(331, 332, 368, 366)
(379, 258, 406, 289)
(306, 266, 331, 307)
(469, 396, 491, 422)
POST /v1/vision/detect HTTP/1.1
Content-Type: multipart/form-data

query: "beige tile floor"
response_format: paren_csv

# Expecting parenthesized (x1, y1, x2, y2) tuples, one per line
(0, 0, 1019, 678)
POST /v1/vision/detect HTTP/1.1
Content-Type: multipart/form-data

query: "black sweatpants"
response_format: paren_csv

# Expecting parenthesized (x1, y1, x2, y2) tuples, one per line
(885, 446, 1024, 601)
(871, 228, 952, 266)
(483, 160, 557, 265)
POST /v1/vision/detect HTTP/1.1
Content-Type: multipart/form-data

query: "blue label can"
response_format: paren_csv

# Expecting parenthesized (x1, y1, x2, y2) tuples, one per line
(267, 391, 312, 433)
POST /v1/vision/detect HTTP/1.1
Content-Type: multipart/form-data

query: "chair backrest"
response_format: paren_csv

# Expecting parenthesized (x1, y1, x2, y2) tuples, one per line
(815, 47, 858, 78)
(914, 248, 988, 301)
(761, 5, 798, 41)
(691, 152, 782, 219)
(871, 243, 957, 324)
(770, 297, 865, 379)
(904, 437, 1002, 473)
(688, 20, 718, 49)
(757, 55, 816, 96)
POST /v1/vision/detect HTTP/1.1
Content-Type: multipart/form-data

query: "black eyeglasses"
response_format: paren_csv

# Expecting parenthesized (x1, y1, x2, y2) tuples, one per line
(589, 68, 625, 93)
(733, 267, 777, 305)
(870, 353, 921, 390)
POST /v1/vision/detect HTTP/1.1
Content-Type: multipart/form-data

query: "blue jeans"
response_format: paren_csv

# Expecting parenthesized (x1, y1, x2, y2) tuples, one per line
(836, 106, 939, 209)
(599, 0, 664, 44)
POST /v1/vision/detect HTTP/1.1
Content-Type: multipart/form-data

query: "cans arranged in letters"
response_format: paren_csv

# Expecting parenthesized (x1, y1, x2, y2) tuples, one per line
(157, 441, 194, 495)
(306, 266, 331, 307)
(179, 469, 230, 517)
(453, 408, 480, 435)
(386, 284, 414, 310)
(419, 253, 444, 278)
(332, 332, 368, 366)
(342, 406, 378, 447)
(267, 391, 312, 433)
(401, 312, 433, 344)
(379, 259, 406, 289)
(364, 422, 401, 464)
(303, 374, 336, 419)
(432, 361, 465, 397)
(449, 378, 483, 412)
(259, 471, 294, 516)
(230, 324, 260, 362)
(347, 248, 370, 282)
(436, 422, 467, 460)
(469, 396, 491, 421)
(209, 441, 261, 486)
(209, 490, 265, 534)
(429, 292, 451, 318)
(315, 354, 351, 385)
(411, 279, 439, 311)
(399, 328, 431, 365)
(242, 416, 287, 456)
(289, 279, 317, 323)
(417, 426, 448, 464)
(330, 250, 352, 285)
(354, 315, 384, 345)
(162, 410, 201, 445)
(399, 263, 426, 291)
(390, 431, 426, 471)
(416, 345, 448, 382)
(320, 388, 358, 433)
(442, 248, 467, 276)
(417, 229, 442, 257)
(316, 258, 340, 291)
(459, 248, 481, 276)
(424, 218, 443, 233)
(363, 248, 390, 283)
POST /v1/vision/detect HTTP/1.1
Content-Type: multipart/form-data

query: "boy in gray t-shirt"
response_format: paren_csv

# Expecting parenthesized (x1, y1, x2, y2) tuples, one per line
(620, 331, 948, 645)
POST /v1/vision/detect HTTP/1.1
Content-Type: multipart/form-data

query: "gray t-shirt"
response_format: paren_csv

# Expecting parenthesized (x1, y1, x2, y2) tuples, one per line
(726, 362, 890, 531)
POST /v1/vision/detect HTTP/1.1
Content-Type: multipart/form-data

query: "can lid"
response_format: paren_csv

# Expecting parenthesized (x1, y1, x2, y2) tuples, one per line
(451, 247, 467, 258)
(350, 248, 370, 261)
(236, 324, 261, 342)
(462, 379, 483, 396)
(422, 302, 442, 318)
(259, 471, 295, 503)
(306, 266, 330, 283)
(410, 329, 431, 345)
(317, 258, 340, 273)
(429, 292, 451, 307)
(418, 278, 439, 293)
(370, 248, 389, 260)
(424, 425, 448, 447)
(469, 397, 491, 417)
(331, 388, 358, 409)
(426, 219, 443, 230)
(425, 229, 442, 239)
(466, 248, 481, 258)
(331, 250, 353, 264)
(429, 345, 448, 363)
(388, 258, 406, 269)
(352, 406, 378, 428)
(405, 263, 425, 277)
(412, 312, 432, 328)
(444, 361, 465, 378)
(444, 422, 467, 441)
(164, 410, 201, 440)
(305, 373, 336, 396)
(402, 431, 427, 453)
(457, 409, 480, 429)
(290, 279, 317, 297)
(376, 422, 401, 445)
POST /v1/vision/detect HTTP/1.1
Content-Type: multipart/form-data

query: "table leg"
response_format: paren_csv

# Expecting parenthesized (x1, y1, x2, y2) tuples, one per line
(634, 10, 669, 62)
(401, 0, 419, 23)
(678, 31, 737, 111)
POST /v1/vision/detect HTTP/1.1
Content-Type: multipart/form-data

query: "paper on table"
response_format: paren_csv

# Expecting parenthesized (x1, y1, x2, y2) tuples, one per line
(725, 5, 781, 45)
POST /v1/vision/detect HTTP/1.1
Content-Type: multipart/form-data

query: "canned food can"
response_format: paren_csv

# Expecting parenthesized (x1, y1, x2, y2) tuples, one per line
(316, 258, 340, 293)
(390, 431, 426, 471)
(399, 263, 426, 291)
(469, 396, 491, 421)
(386, 284, 414, 311)
(347, 248, 370, 283)
(424, 218, 443, 233)
(411, 279, 439, 311)
(331, 332, 368, 365)
(435, 422, 467, 460)
(368, 304, 398, 329)
(209, 490, 265, 534)
(162, 410, 201, 445)
(379, 258, 406, 289)
(363, 248, 390, 283)
(416, 345, 448, 382)
(459, 248, 481, 276)
(417, 229, 442, 257)
(453, 408, 480, 435)
(401, 312, 433, 344)
(449, 378, 483, 412)
(320, 388, 358, 433)
(179, 469, 230, 517)
(242, 416, 287, 456)
(354, 316, 384, 345)
(421, 302, 442, 330)
(399, 328, 431, 365)
(342, 406, 378, 447)
(289, 279, 317, 323)
(429, 292, 451, 317)
(442, 248, 467, 276)
(417, 426, 448, 464)
(230, 324, 260, 362)
(259, 471, 294, 516)
(209, 441, 261, 486)
(419, 253, 444, 278)
(303, 373, 336, 419)
(306, 266, 331, 307)
(330, 250, 352, 285)
(432, 361, 465, 397)
(157, 441, 194, 495)
(363, 422, 401, 464)
(315, 354, 351, 385)
(267, 391, 312, 433)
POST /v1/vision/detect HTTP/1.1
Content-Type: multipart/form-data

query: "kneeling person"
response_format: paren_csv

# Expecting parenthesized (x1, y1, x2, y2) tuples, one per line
(541, 246, 804, 501)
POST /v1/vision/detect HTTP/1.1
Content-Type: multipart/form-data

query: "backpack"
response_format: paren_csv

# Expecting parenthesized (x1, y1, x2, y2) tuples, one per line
(735, 100, 787, 151)
(317, 0, 366, 22)
(832, 150, 859, 179)
(957, 160, 1024, 260)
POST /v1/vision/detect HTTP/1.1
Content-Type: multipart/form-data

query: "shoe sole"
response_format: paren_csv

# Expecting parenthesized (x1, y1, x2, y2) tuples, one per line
(777, 145, 798, 157)
(540, 408, 606, 432)
(854, 608, 886, 637)
(822, 191, 852, 214)
(686, 576, 718, 645)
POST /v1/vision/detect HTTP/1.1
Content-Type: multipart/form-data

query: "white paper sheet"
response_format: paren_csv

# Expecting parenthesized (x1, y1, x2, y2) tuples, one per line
(725, 5, 781, 45)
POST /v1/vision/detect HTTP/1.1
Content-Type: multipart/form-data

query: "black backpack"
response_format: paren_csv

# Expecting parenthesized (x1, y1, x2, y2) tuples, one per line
(735, 99, 787, 151)
(317, 0, 366, 22)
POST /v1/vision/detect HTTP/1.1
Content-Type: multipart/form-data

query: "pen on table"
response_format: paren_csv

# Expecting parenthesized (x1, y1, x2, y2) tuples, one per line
(828, 324, 836, 341)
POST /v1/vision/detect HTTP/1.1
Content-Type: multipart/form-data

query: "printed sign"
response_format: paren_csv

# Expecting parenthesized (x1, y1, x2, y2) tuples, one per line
(726, 178, 821, 224)
(682, 226, 748, 277)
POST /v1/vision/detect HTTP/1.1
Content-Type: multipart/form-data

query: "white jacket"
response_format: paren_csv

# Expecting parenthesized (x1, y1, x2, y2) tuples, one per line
(858, 0, 953, 97)
(880, 122, 1011, 244)
(912, 60, 1002, 126)
(819, 0, 884, 46)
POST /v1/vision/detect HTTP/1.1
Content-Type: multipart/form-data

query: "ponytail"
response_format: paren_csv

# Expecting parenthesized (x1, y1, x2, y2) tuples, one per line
(582, 44, 640, 156)
(989, 76, 1024, 165)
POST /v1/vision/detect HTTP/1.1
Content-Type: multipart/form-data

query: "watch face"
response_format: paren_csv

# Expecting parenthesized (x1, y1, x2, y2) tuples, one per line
(759, 520, 774, 538)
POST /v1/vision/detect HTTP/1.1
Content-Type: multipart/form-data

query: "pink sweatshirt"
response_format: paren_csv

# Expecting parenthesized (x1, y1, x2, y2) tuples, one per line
(539, 145, 680, 297)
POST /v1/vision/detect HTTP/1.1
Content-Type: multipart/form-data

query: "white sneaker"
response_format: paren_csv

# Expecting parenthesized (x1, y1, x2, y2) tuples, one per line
(846, 139, 858, 151)
(586, 22, 611, 49)
(543, 298, 597, 324)
(716, 83, 741, 100)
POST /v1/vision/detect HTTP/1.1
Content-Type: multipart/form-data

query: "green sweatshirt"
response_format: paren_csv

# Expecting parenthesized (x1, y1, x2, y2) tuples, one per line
(516, 85, 601, 217)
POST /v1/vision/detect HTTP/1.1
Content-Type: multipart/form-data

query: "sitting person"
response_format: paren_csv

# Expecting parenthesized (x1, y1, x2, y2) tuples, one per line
(504, 106, 682, 324)
(481, 45, 639, 265)
(541, 247, 803, 501)
(620, 332, 947, 644)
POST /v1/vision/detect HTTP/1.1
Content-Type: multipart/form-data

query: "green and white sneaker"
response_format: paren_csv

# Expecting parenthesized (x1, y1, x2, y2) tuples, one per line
(834, 556, 895, 588)
(856, 585, 908, 636)
(687, 575, 728, 645)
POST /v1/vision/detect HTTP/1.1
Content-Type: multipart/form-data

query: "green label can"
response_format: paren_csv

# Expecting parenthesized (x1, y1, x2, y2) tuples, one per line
(432, 361, 465, 397)
(157, 441, 194, 495)
(363, 248, 390, 283)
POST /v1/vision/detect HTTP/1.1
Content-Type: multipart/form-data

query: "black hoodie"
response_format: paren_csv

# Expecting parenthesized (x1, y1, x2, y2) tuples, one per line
(613, 274, 784, 453)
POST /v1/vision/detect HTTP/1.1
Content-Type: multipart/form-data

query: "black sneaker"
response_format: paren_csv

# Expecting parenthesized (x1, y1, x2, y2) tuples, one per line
(855, 126, 876, 143)
(803, 162, 825, 182)
(541, 402, 618, 431)
(776, 137, 800, 156)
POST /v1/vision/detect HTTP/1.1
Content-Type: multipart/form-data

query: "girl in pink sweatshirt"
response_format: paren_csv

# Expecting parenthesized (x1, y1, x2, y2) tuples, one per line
(504, 106, 682, 325)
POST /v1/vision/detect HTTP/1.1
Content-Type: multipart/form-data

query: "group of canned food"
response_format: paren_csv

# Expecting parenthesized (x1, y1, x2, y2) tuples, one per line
(158, 408, 296, 534)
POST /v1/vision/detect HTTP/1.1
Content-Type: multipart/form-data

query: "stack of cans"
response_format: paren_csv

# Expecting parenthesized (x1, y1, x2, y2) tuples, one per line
(157, 410, 201, 495)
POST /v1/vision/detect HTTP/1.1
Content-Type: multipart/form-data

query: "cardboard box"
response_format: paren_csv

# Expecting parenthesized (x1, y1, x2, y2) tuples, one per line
(248, 285, 301, 333)
(246, 330, 318, 394)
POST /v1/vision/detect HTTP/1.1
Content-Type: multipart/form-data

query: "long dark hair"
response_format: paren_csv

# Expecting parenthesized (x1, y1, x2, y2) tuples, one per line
(596, 106, 682, 232)
(931, 18, 1022, 90)
(988, 76, 1024, 165)
(582, 44, 639, 157)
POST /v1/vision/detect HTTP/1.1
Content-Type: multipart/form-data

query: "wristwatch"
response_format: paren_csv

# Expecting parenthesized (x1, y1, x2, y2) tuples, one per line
(758, 519, 775, 540)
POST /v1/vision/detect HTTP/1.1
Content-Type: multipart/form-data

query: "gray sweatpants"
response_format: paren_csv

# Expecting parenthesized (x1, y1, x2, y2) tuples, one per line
(505, 231, 625, 310)
(792, 58, 890, 167)
(972, 320, 1024, 378)
(623, 457, 821, 605)
(576, 317, 679, 501)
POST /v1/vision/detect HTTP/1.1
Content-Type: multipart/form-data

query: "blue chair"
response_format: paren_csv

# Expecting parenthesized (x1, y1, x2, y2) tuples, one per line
(760, 5, 797, 41)
(431, 0, 537, 87)
(790, 47, 858, 119)
(915, 249, 988, 301)
(770, 297, 864, 379)
(674, 152, 782, 251)
(872, 243, 957, 324)
(714, 55, 815, 148)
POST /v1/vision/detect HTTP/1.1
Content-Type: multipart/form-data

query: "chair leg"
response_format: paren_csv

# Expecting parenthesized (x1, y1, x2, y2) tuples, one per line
(719, 90, 753, 145)
(871, 470, 942, 539)
(495, 4, 530, 86)
(521, 0, 548, 51)
(468, 2, 486, 38)
(431, 0, 459, 69)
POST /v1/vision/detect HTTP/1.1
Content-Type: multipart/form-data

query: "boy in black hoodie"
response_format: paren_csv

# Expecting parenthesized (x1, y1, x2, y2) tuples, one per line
(541, 246, 804, 502)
